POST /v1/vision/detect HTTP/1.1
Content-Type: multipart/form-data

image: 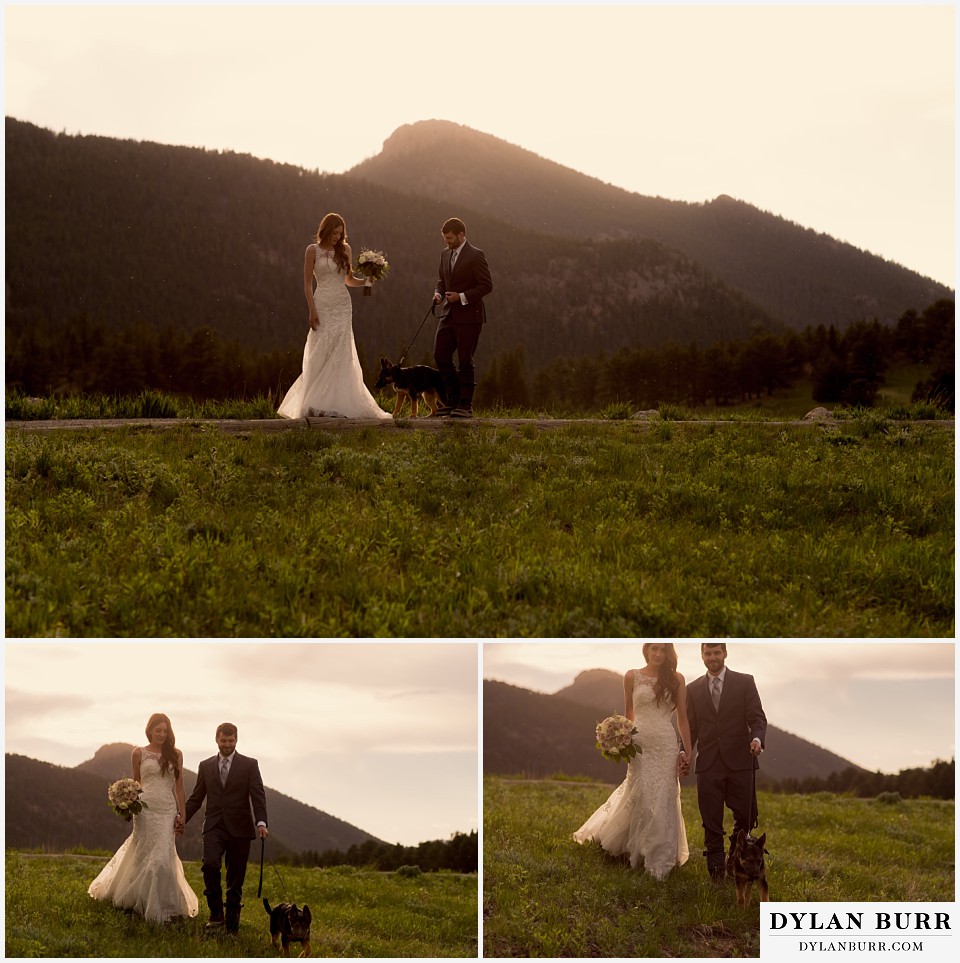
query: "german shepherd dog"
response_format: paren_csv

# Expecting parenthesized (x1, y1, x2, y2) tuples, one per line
(374, 357, 447, 417)
(263, 898, 312, 957)
(728, 830, 769, 907)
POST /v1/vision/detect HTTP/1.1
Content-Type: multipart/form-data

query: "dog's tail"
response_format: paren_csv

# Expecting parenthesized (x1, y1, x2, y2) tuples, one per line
(263, 898, 272, 915)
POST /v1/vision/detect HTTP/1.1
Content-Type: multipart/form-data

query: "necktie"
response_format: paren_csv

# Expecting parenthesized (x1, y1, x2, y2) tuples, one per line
(711, 675, 722, 709)
(219, 756, 230, 786)
(450, 249, 458, 272)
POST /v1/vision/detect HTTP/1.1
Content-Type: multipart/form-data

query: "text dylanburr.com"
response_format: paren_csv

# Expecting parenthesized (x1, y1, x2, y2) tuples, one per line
(761, 904, 957, 961)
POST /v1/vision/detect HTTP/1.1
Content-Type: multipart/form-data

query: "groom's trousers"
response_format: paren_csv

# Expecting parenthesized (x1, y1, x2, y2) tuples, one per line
(200, 825, 252, 914)
(435, 321, 482, 407)
(696, 758, 755, 858)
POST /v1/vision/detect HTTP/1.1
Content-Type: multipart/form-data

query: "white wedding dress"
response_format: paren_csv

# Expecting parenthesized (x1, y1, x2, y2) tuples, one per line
(573, 673, 689, 880)
(88, 750, 199, 923)
(278, 246, 391, 420)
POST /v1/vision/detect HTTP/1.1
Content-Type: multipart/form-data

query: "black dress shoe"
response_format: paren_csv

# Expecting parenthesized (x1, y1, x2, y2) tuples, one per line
(429, 408, 452, 417)
(225, 904, 242, 934)
(449, 406, 474, 418)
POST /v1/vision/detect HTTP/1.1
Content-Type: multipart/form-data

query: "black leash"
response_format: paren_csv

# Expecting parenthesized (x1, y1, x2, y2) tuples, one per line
(397, 302, 437, 366)
(751, 756, 759, 831)
(257, 836, 265, 897)
(257, 837, 290, 902)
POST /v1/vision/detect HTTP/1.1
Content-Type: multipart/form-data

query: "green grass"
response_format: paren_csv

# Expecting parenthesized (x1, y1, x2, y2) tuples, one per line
(4, 854, 476, 958)
(5, 417, 953, 636)
(5, 389, 286, 421)
(6, 372, 954, 424)
(483, 777, 954, 958)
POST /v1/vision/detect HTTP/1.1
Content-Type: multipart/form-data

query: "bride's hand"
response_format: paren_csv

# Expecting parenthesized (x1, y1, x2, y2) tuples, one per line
(309, 314, 319, 330)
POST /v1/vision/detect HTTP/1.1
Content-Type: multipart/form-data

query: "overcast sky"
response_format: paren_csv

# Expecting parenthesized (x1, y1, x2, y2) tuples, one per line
(483, 641, 956, 773)
(4, 2, 954, 288)
(4, 642, 478, 846)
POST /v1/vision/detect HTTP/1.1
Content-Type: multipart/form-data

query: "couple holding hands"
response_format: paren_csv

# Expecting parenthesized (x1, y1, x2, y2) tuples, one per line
(575, 643, 767, 882)
(89, 717, 267, 932)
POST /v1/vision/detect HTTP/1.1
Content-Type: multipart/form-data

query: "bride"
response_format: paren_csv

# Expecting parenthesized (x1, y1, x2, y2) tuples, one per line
(278, 212, 391, 420)
(573, 644, 691, 880)
(88, 714, 199, 923)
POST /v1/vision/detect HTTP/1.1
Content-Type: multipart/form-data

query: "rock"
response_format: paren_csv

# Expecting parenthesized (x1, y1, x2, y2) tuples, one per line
(632, 409, 660, 421)
(803, 407, 836, 421)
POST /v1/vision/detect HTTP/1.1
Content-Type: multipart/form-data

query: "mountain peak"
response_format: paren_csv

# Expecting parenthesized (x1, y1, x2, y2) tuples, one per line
(569, 668, 620, 686)
(379, 119, 522, 153)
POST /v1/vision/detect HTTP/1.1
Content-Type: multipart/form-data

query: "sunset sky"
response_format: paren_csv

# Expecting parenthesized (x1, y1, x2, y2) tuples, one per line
(483, 641, 956, 774)
(4, 642, 478, 846)
(4, 2, 954, 288)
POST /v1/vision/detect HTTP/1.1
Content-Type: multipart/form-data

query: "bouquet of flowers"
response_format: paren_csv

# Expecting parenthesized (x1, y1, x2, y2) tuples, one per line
(107, 777, 148, 821)
(355, 249, 390, 295)
(595, 714, 640, 763)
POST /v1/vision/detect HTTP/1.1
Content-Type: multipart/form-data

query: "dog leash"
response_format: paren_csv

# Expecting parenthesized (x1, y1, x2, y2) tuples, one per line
(258, 837, 291, 901)
(397, 301, 437, 366)
(751, 757, 759, 830)
(257, 837, 265, 898)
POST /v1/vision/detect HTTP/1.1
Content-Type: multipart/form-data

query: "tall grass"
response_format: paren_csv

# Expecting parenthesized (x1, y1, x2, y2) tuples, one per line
(5, 419, 953, 636)
(483, 776, 954, 958)
(6, 387, 953, 423)
(5, 389, 280, 421)
(4, 855, 476, 958)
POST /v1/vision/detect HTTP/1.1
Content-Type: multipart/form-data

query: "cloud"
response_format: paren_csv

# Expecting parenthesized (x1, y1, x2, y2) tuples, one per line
(5, 687, 96, 722)
(4, 641, 479, 844)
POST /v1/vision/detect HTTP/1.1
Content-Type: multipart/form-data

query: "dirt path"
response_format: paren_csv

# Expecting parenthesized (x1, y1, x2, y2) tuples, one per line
(6, 414, 954, 434)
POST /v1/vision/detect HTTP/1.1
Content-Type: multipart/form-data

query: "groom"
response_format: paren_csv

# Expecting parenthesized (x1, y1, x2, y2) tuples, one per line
(183, 722, 269, 933)
(686, 644, 767, 882)
(431, 216, 493, 419)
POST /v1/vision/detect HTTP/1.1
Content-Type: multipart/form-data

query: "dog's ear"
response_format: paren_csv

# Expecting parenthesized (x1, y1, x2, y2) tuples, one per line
(380, 357, 388, 367)
(303, 905, 311, 924)
(756, 832, 766, 848)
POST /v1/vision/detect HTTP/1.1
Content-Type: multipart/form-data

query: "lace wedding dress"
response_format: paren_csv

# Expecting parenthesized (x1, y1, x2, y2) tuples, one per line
(573, 673, 689, 880)
(278, 246, 391, 420)
(88, 750, 199, 923)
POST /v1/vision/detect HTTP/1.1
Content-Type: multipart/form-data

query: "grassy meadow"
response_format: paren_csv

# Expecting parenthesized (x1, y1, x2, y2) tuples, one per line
(5, 413, 953, 636)
(4, 854, 476, 958)
(483, 776, 955, 958)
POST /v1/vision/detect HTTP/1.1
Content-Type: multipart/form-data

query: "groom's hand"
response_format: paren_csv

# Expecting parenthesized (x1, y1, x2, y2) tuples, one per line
(258, 824, 269, 839)
(749, 738, 763, 755)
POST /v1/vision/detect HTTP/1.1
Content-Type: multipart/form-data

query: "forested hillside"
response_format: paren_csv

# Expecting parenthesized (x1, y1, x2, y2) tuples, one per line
(6, 118, 773, 366)
(349, 120, 952, 329)
(6, 747, 380, 858)
(6, 117, 952, 406)
(482, 679, 865, 787)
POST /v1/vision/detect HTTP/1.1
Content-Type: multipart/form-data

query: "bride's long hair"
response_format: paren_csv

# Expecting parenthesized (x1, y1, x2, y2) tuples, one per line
(642, 643, 680, 708)
(144, 713, 180, 779)
(316, 212, 350, 274)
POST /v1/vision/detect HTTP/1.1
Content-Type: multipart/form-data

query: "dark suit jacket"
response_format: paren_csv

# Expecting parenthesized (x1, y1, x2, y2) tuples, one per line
(435, 241, 492, 325)
(184, 752, 268, 839)
(687, 668, 767, 773)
